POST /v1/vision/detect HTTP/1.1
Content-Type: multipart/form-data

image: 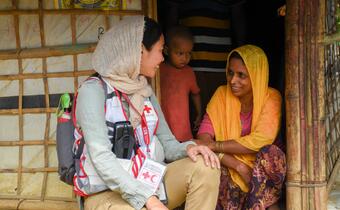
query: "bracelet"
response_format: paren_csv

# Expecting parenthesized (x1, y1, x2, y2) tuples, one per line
(216, 141, 224, 152)
(218, 153, 224, 161)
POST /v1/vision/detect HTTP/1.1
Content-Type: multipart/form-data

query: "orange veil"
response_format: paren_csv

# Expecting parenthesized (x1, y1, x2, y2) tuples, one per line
(206, 45, 282, 192)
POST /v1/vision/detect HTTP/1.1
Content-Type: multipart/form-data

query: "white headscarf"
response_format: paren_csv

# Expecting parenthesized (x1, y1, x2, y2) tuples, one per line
(92, 16, 153, 128)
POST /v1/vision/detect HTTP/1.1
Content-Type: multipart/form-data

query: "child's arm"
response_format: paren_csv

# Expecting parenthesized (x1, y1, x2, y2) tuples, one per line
(191, 93, 202, 131)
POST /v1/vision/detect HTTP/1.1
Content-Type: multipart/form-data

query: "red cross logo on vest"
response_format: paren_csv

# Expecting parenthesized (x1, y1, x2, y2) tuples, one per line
(144, 105, 152, 113)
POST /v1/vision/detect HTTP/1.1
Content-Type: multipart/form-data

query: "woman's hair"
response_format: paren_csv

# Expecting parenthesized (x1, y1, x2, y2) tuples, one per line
(229, 51, 244, 63)
(143, 16, 162, 51)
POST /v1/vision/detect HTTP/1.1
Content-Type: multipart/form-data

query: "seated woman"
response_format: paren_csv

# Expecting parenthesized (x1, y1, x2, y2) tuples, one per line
(197, 45, 286, 210)
(75, 16, 221, 210)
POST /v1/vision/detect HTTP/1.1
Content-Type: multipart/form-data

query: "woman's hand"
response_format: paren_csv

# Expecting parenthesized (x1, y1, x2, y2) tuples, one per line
(186, 144, 220, 169)
(236, 162, 252, 185)
(145, 196, 168, 210)
(195, 133, 216, 151)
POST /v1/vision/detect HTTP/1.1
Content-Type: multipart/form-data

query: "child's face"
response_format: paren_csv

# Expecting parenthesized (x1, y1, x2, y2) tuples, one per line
(167, 37, 193, 69)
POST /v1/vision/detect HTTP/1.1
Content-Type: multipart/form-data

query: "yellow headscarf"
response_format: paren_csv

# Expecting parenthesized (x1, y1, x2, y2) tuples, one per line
(206, 45, 282, 192)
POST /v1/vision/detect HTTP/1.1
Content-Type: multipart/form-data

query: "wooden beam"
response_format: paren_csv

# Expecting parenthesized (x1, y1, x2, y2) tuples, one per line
(0, 107, 57, 115)
(0, 70, 94, 81)
(0, 140, 56, 146)
(0, 167, 57, 173)
(0, 43, 96, 60)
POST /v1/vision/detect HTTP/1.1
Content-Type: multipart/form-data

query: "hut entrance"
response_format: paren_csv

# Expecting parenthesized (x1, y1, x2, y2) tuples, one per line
(0, 0, 338, 209)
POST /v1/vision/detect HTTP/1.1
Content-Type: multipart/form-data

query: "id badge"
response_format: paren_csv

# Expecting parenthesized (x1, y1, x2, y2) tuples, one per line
(136, 158, 166, 194)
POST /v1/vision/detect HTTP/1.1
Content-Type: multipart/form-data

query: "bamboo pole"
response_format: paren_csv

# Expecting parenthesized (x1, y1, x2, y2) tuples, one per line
(0, 70, 95, 80)
(0, 140, 56, 146)
(0, 167, 57, 173)
(285, 0, 327, 209)
(0, 9, 143, 16)
(71, 13, 79, 97)
(285, 0, 302, 208)
(11, 0, 25, 197)
(0, 107, 57, 115)
(38, 0, 50, 200)
(0, 43, 96, 60)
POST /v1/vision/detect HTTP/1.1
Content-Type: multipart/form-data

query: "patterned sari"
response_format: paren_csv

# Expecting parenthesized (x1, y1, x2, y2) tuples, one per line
(205, 45, 287, 209)
(217, 145, 286, 210)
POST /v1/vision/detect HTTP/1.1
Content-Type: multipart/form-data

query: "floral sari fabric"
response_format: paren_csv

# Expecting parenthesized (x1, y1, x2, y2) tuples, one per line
(217, 145, 286, 210)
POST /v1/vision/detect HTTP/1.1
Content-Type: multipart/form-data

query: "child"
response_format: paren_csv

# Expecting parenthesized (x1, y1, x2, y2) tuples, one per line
(160, 26, 202, 142)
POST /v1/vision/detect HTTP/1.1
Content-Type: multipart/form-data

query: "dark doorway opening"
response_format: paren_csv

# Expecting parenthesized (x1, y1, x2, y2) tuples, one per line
(157, 1, 286, 208)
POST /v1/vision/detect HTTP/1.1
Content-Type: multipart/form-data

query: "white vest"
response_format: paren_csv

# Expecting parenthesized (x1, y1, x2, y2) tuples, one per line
(73, 79, 164, 196)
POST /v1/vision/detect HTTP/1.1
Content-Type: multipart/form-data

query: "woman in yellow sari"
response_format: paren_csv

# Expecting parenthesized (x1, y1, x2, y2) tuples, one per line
(197, 45, 286, 210)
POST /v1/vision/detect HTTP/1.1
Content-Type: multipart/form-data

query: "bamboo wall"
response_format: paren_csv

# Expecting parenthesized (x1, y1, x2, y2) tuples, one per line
(285, 0, 327, 209)
(0, 0, 156, 209)
(324, 0, 340, 194)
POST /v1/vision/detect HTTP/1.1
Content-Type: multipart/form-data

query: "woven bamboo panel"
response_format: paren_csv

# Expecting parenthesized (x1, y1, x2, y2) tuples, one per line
(0, 0, 145, 209)
(325, 0, 340, 192)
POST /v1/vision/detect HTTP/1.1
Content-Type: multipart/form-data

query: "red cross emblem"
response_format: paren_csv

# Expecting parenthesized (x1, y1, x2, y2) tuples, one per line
(142, 171, 151, 180)
(141, 171, 157, 183)
(144, 105, 152, 113)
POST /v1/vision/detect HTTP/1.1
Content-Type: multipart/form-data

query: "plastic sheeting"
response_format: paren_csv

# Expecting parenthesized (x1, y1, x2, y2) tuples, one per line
(76, 15, 106, 43)
(0, 16, 16, 50)
(44, 15, 72, 46)
(19, 15, 42, 48)
(0, 0, 144, 206)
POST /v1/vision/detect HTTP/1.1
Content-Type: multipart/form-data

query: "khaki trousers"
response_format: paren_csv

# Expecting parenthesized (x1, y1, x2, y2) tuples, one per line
(84, 157, 220, 210)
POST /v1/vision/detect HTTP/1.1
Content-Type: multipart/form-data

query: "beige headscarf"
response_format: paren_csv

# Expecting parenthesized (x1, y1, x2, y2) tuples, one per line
(92, 16, 153, 128)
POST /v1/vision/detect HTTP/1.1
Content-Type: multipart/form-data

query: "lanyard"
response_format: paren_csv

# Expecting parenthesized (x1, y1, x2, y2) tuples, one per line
(121, 93, 151, 153)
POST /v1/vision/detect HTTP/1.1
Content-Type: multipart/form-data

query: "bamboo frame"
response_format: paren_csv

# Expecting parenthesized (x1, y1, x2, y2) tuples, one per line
(285, 0, 327, 209)
(39, 0, 49, 200)
(0, 43, 96, 60)
(0, 0, 153, 208)
(0, 167, 57, 173)
(323, 0, 340, 198)
(0, 70, 95, 80)
(324, 36, 340, 193)
(0, 140, 56, 146)
(11, 0, 25, 197)
(0, 107, 57, 115)
(327, 158, 340, 193)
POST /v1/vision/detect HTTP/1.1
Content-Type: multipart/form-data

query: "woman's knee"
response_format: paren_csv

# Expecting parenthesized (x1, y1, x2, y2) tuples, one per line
(258, 145, 285, 161)
(191, 156, 221, 187)
(256, 144, 286, 180)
